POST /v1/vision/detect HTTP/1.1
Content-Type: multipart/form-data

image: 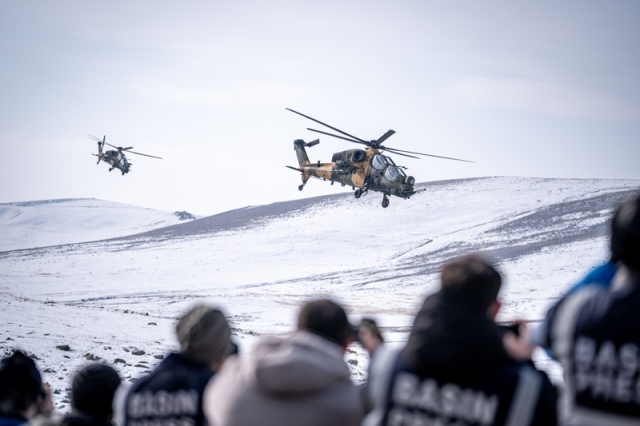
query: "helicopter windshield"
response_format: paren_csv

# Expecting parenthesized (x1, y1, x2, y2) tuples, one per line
(397, 167, 406, 178)
(384, 156, 396, 166)
(385, 166, 400, 181)
(372, 154, 387, 170)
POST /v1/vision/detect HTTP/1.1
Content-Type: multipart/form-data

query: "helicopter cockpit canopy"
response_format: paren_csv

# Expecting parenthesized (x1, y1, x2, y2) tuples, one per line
(384, 166, 400, 181)
(372, 154, 404, 181)
(117, 153, 126, 167)
(372, 154, 387, 170)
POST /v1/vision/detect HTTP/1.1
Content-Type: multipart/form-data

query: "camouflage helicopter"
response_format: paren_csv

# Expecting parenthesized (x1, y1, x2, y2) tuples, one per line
(88, 135, 162, 175)
(285, 109, 473, 208)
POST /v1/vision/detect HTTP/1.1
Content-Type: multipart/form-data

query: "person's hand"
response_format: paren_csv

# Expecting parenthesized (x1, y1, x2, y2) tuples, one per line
(359, 327, 383, 355)
(36, 382, 54, 415)
(502, 323, 535, 361)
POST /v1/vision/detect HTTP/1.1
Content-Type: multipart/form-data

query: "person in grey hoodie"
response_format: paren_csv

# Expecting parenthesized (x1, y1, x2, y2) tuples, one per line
(203, 299, 363, 426)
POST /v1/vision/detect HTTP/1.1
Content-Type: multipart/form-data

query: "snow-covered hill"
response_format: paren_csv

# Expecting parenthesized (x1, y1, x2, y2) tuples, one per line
(0, 198, 197, 252)
(0, 177, 638, 411)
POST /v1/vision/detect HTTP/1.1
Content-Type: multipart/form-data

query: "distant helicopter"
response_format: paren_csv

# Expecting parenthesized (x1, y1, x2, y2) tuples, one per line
(89, 135, 162, 175)
(285, 109, 473, 208)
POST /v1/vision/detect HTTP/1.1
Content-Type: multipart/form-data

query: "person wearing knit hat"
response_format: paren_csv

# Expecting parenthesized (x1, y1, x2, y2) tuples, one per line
(175, 305, 233, 368)
(120, 304, 233, 426)
(66, 364, 121, 425)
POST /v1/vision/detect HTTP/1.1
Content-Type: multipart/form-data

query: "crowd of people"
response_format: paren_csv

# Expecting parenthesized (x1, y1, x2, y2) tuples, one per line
(1, 194, 639, 426)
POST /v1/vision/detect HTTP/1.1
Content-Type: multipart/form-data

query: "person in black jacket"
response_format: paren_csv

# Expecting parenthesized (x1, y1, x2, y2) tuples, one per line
(121, 305, 234, 426)
(536, 194, 640, 425)
(363, 256, 557, 426)
(0, 351, 53, 426)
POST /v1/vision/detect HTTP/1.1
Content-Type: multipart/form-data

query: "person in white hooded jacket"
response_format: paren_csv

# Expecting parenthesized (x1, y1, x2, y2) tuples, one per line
(203, 299, 363, 426)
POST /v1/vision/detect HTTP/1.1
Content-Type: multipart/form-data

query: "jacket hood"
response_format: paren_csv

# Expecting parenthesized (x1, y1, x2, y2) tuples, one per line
(402, 288, 510, 383)
(242, 330, 350, 395)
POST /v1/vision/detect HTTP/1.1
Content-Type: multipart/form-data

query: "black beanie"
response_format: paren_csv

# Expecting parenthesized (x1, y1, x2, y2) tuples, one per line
(0, 351, 43, 413)
(71, 364, 121, 417)
(611, 196, 640, 271)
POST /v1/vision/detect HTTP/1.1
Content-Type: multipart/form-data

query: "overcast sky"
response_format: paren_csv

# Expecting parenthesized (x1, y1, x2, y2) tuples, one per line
(1, 1, 638, 215)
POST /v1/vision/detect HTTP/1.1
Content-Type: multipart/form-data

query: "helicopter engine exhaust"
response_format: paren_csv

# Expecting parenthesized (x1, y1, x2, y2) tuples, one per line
(331, 149, 366, 165)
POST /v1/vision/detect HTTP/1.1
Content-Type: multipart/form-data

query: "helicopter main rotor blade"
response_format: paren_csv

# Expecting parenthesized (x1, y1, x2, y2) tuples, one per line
(384, 147, 475, 163)
(381, 146, 437, 156)
(381, 149, 420, 159)
(126, 150, 162, 159)
(286, 108, 368, 144)
(121, 147, 134, 151)
(88, 134, 102, 142)
(103, 142, 120, 149)
(307, 128, 367, 145)
(376, 130, 396, 144)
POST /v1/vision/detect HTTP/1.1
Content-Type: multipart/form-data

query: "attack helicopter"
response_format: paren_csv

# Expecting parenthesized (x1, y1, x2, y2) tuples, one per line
(285, 109, 473, 208)
(88, 135, 162, 175)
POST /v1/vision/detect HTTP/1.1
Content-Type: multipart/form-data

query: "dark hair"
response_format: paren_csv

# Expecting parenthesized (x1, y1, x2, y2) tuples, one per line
(611, 195, 640, 271)
(441, 256, 502, 311)
(72, 364, 121, 418)
(298, 299, 351, 346)
(0, 351, 43, 416)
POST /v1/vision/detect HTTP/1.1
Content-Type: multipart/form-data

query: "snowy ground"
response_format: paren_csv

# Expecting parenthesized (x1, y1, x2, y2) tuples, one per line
(0, 198, 197, 252)
(1, 177, 638, 411)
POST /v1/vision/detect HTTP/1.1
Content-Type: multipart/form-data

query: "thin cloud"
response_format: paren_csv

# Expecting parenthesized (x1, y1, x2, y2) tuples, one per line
(436, 77, 640, 122)
(131, 80, 312, 107)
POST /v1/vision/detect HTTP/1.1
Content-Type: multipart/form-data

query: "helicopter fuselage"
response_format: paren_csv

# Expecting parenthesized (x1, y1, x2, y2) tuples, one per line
(94, 149, 130, 175)
(285, 108, 470, 208)
(292, 142, 417, 199)
(90, 134, 161, 176)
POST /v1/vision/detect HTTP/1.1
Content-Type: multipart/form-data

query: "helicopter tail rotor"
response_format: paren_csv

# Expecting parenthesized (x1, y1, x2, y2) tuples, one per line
(293, 139, 320, 166)
(88, 134, 106, 156)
